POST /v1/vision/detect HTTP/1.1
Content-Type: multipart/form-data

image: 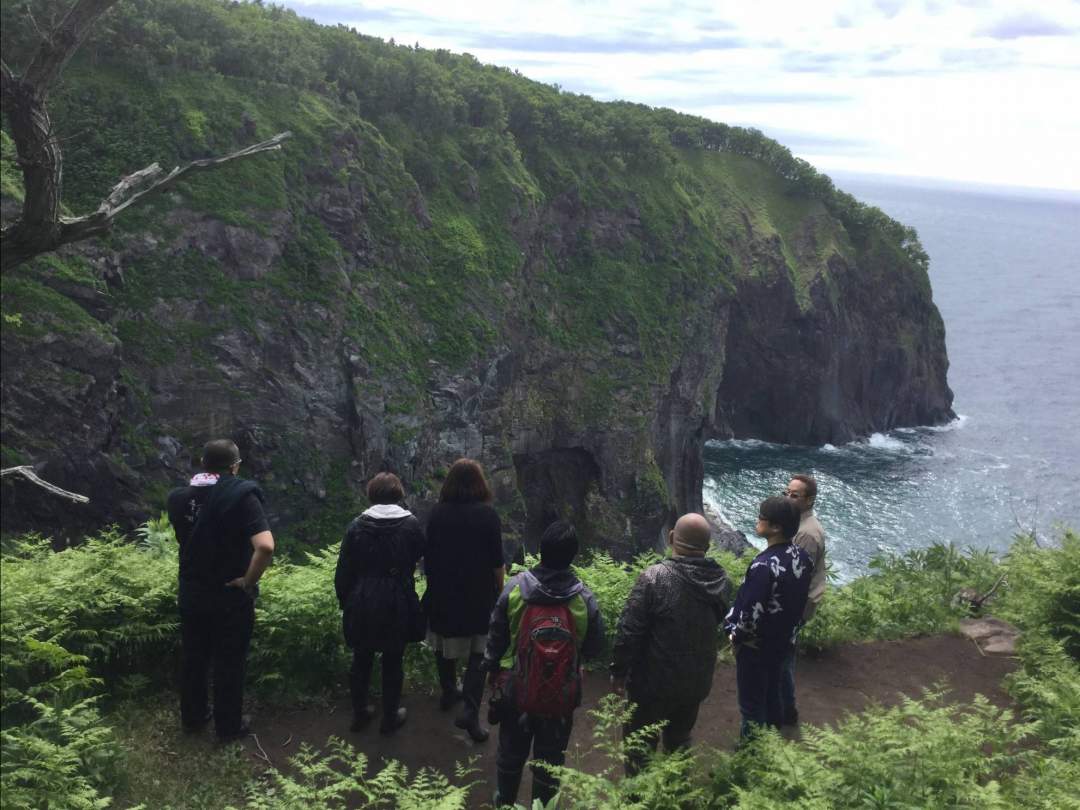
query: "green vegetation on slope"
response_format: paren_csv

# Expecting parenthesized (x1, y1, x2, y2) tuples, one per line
(0, 0, 929, 374)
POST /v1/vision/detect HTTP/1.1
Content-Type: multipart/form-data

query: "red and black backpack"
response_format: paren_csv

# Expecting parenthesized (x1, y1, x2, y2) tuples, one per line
(511, 601, 581, 719)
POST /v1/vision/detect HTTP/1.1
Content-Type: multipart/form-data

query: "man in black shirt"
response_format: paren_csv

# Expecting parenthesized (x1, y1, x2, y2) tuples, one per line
(166, 439, 275, 741)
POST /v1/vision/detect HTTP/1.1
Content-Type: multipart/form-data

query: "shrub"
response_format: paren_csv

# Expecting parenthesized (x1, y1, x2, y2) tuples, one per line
(231, 736, 475, 809)
(801, 542, 1000, 651)
(571, 551, 658, 660)
(995, 529, 1080, 658)
(0, 531, 179, 683)
(249, 546, 347, 695)
(552, 694, 707, 810)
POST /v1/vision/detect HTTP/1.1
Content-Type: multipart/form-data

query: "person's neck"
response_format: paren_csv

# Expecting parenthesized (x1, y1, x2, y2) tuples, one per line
(765, 534, 789, 548)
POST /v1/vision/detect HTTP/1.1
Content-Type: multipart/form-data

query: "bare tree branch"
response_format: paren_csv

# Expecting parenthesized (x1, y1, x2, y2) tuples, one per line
(0, 0, 293, 272)
(1, 465, 90, 503)
(50, 129, 293, 245)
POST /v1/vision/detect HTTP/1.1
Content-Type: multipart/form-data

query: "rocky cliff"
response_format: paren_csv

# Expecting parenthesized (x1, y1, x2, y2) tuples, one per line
(0, 24, 953, 557)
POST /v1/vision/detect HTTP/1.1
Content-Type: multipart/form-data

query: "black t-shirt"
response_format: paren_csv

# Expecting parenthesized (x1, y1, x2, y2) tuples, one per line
(167, 475, 269, 611)
(423, 501, 505, 637)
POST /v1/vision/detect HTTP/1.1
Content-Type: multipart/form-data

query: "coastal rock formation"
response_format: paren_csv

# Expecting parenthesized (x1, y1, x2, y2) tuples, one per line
(0, 38, 953, 557)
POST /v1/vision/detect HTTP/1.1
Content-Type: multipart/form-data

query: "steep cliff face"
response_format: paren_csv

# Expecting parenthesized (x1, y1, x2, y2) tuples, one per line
(0, 69, 953, 557)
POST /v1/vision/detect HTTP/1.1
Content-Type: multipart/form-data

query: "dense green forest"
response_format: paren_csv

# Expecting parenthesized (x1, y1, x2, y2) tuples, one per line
(2, 523, 1077, 807)
(0, 0, 925, 268)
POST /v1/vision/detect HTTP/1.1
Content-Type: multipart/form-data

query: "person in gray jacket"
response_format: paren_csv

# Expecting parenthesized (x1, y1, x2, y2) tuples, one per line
(484, 520, 604, 808)
(610, 513, 732, 774)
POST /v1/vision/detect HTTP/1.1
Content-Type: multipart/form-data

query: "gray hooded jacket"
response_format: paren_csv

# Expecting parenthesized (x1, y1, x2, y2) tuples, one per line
(610, 556, 733, 706)
(484, 565, 604, 672)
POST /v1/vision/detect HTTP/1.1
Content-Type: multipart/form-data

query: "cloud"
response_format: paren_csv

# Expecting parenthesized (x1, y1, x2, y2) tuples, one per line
(652, 86, 854, 105)
(697, 19, 737, 32)
(281, 1, 418, 26)
(461, 31, 748, 54)
(939, 47, 1018, 69)
(978, 12, 1072, 39)
(744, 126, 879, 156)
(874, 0, 905, 19)
(781, 51, 849, 73)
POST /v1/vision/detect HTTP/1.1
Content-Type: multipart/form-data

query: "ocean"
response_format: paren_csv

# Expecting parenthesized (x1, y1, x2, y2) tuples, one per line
(703, 174, 1080, 580)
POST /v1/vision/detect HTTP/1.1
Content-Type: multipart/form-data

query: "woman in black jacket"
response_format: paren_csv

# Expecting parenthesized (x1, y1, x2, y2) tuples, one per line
(335, 473, 424, 735)
(424, 458, 505, 742)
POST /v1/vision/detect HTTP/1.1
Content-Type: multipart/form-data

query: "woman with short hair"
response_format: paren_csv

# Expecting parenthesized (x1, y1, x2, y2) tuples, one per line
(423, 458, 505, 742)
(335, 472, 425, 735)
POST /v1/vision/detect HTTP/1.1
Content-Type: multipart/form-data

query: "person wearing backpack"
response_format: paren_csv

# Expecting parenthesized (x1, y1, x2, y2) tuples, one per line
(483, 520, 604, 808)
(335, 473, 425, 735)
(610, 513, 732, 774)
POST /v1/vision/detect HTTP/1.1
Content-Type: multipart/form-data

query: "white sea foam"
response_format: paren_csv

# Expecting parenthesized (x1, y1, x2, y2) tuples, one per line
(924, 414, 969, 432)
(866, 432, 910, 452)
(706, 437, 784, 451)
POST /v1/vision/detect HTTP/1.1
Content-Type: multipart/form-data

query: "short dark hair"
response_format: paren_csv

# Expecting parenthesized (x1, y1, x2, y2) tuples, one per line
(790, 473, 818, 501)
(439, 458, 493, 504)
(759, 496, 800, 541)
(367, 472, 405, 505)
(201, 439, 240, 473)
(539, 520, 579, 570)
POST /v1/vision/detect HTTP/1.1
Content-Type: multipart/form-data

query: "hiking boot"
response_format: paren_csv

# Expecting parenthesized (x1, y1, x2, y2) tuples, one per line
(350, 705, 376, 732)
(455, 714, 490, 743)
(440, 686, 463, 711)
(380, 707, 408, 735)
(217, 714, 252, 743)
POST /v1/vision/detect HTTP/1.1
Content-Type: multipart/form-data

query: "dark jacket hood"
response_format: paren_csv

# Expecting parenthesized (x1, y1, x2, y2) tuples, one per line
(518, 565, 584, 603)
(663, 555, 732, 608)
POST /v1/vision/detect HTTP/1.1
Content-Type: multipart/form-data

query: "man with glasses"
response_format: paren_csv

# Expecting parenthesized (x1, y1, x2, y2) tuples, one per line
(167, 439, 275, 741)
(780, 473, 827, 725)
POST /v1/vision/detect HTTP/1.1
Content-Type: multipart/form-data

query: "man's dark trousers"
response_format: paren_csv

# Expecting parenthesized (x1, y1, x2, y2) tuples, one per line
(180, 599, 254, 737)
(735, 644, 786, 738)
(495, 713, 573, 807)
(623, 693, 701, 775)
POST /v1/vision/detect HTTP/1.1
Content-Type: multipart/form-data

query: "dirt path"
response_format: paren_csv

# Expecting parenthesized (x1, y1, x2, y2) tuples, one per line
(244, 635, 1017, 808)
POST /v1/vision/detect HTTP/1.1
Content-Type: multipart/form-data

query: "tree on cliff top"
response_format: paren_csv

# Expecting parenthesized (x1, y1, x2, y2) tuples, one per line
(0, 0, 291, 272)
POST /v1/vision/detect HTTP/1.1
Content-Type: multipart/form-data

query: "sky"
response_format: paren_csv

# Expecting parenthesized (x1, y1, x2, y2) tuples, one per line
(279, 0, 1080, 192)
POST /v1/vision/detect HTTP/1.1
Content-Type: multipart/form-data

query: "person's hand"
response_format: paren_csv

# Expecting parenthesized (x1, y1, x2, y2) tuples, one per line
(226, 577, 254, 596)
(729, 633, 737, 646)
(610, 675, 626, 697)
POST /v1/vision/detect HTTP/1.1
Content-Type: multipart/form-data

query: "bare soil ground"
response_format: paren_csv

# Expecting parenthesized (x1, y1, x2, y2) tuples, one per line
(239, 634, 1017, 808)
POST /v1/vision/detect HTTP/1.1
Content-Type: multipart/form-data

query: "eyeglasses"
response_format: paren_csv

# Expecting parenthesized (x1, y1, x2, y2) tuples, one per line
(783, 490, 804, 498)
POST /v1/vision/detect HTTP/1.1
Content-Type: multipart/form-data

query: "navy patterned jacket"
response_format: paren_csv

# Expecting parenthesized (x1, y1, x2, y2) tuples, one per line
(723, 542, 813, 653)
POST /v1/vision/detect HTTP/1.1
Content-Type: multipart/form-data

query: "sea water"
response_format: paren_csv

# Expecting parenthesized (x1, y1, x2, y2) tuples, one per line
(703, 175, 1080, 579)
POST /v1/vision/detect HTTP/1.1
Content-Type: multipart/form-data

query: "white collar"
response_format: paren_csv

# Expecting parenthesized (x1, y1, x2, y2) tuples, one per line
(362, 504, 411, 519)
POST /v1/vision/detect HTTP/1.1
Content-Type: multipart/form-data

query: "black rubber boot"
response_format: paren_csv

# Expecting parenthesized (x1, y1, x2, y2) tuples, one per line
(532, 762, 559, 808)
(456, 653, 489, 742)
(494, 766, 523, 808)
(435, 652, 462, 710)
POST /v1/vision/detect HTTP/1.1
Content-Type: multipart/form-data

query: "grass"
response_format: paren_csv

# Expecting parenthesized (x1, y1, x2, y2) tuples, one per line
(109, 696, 256, 810)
